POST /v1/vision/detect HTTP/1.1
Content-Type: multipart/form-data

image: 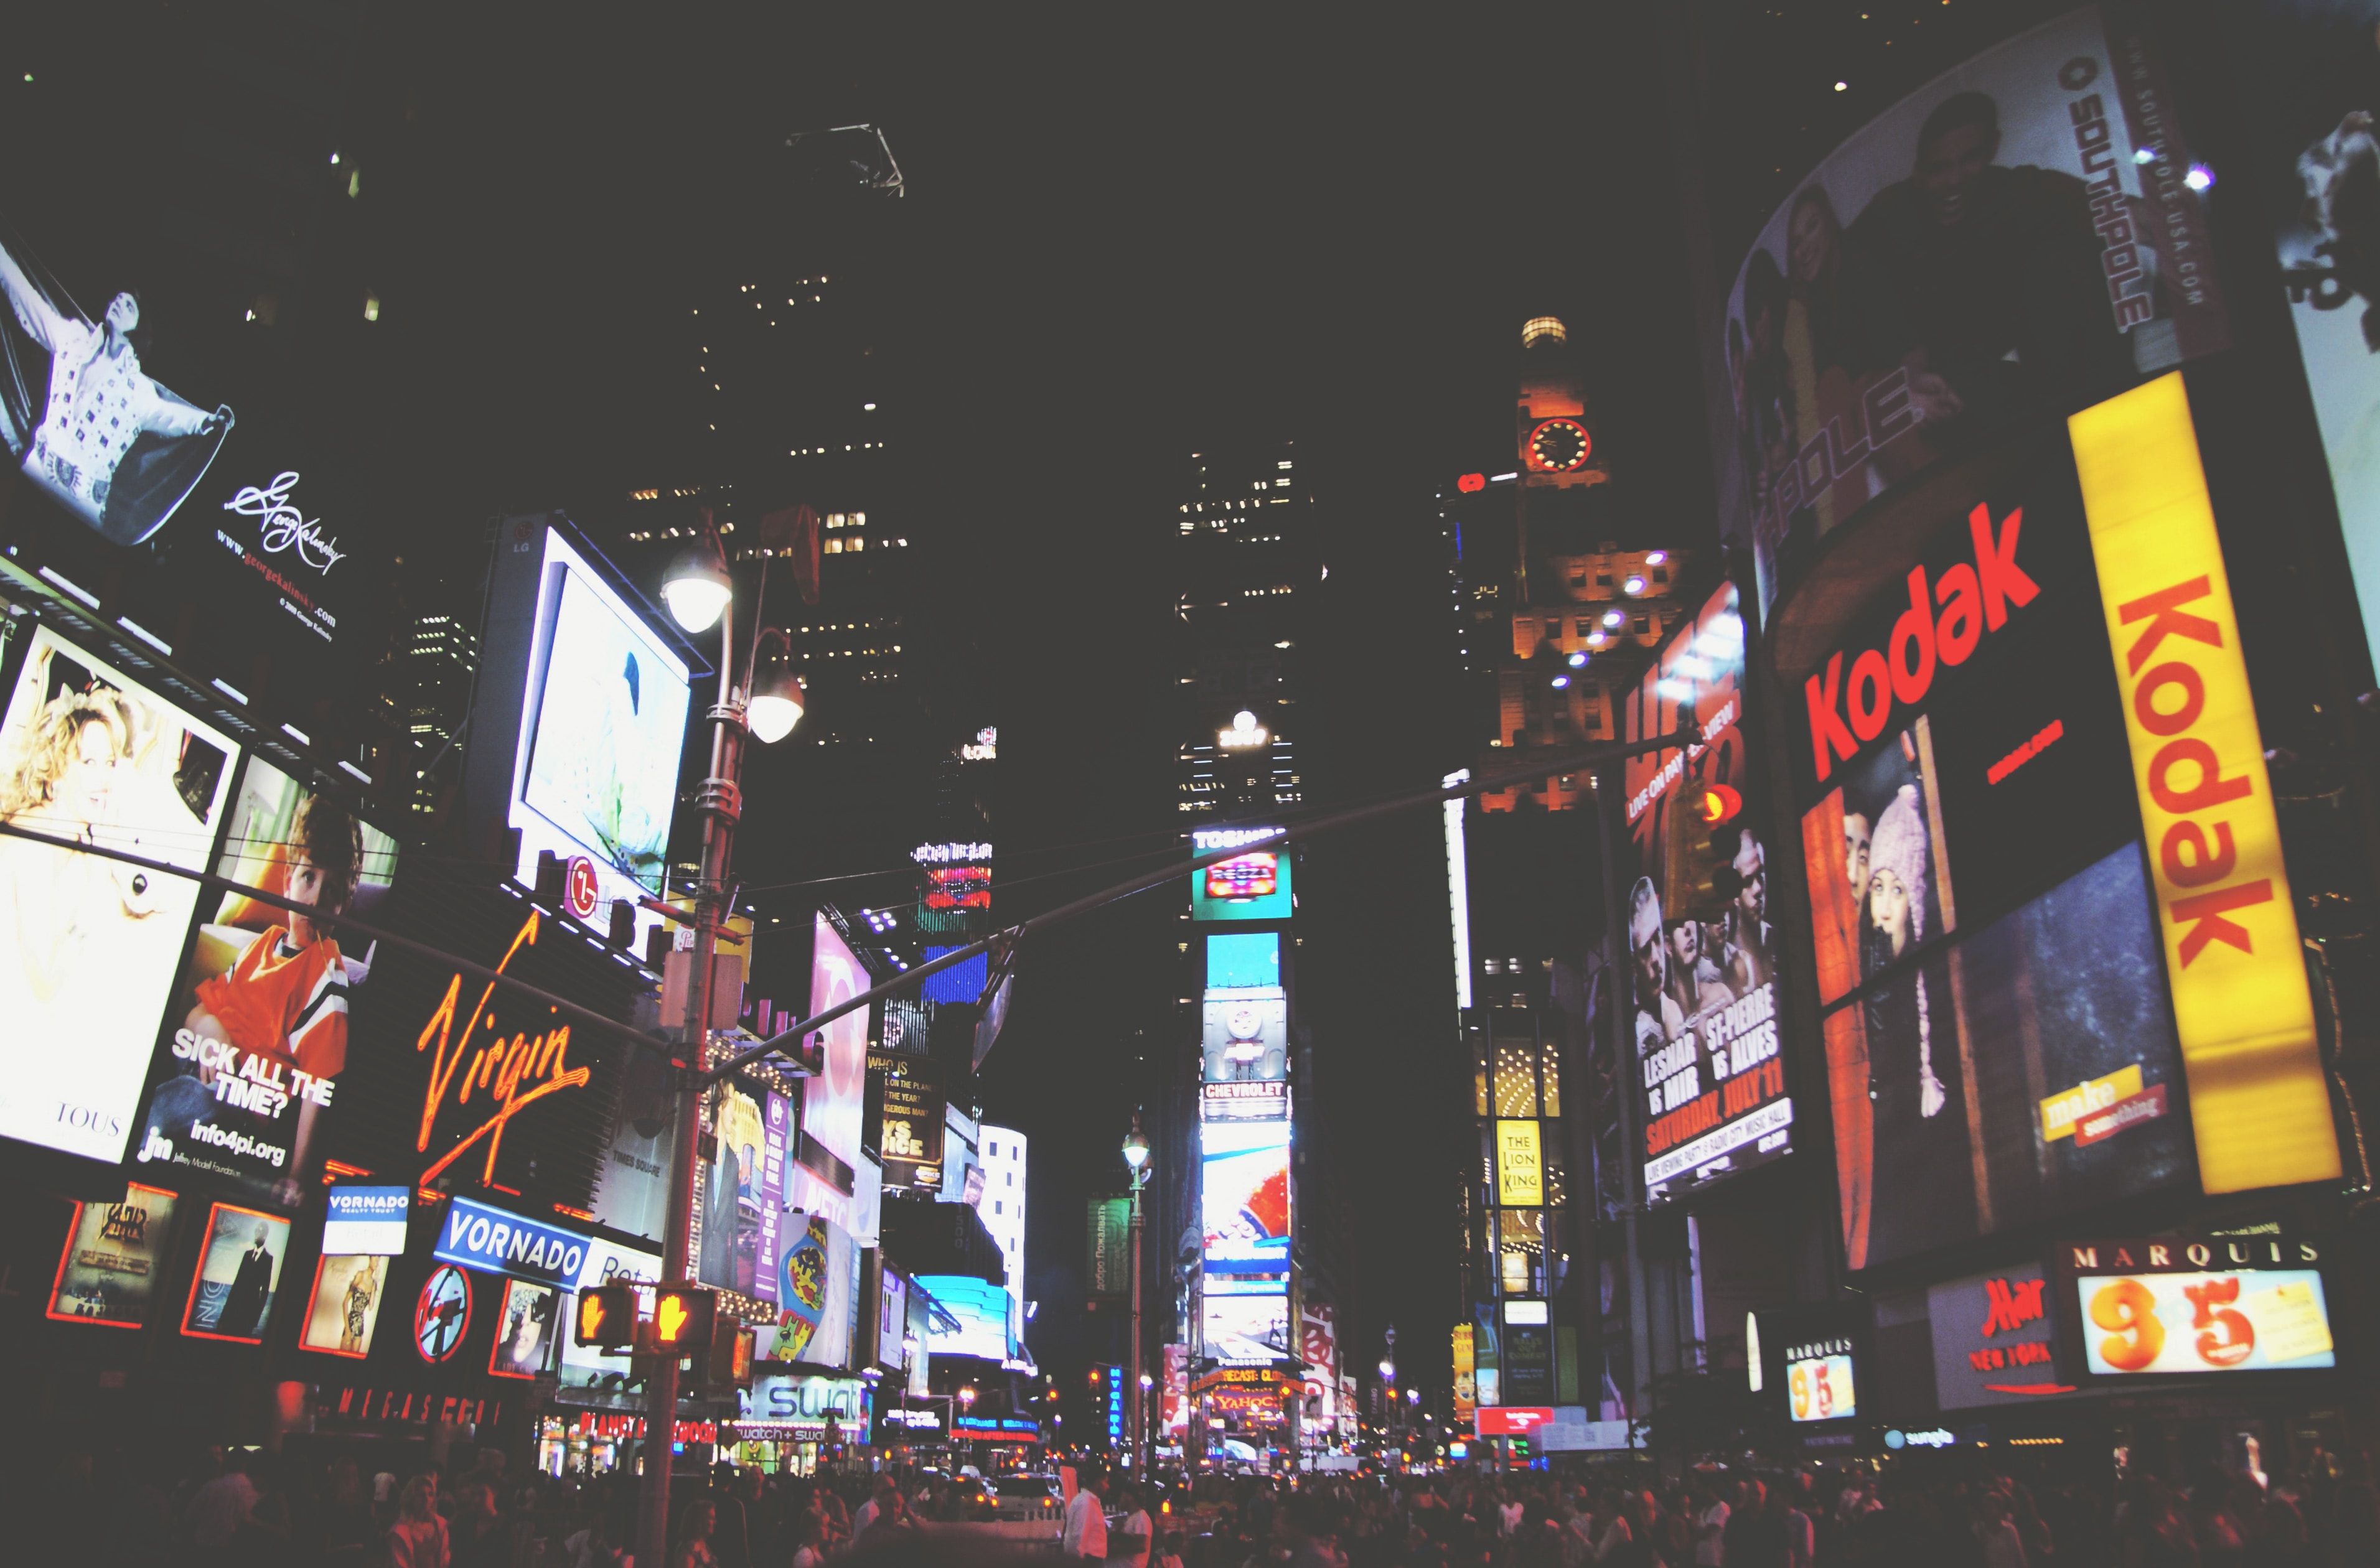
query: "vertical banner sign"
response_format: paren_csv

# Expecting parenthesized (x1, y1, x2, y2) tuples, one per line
(2069, 373, 2340, 1193)
(1495, 1121, 1545, 1206)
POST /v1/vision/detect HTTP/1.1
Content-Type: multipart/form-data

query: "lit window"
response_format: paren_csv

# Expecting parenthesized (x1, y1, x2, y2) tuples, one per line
(362, 291, 380, 322)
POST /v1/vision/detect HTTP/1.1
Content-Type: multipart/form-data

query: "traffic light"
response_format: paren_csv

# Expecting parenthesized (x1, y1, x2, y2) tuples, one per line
(1696, 783, 1743, 826)
(652, 1284, 716, 1356)
(703, 1318, 756, 1388)
(575, 1284, 637, 1349)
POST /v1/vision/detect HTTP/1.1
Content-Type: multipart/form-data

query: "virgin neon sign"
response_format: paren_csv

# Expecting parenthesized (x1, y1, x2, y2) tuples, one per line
(415, 912, 593, 1186)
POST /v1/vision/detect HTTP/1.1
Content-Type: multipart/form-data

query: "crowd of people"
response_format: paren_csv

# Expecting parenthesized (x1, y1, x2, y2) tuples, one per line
(19, 1439, 2380, 1567)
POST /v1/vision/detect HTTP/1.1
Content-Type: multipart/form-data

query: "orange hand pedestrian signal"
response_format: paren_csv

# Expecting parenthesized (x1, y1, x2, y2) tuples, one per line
(652, 1284, 714, 1352)
(574, 1284, 636, 1349)
(1697, 785, 1742, 826)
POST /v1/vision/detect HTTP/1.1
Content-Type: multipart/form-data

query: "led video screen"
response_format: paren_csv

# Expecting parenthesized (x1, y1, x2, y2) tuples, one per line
(1202, 1119, 1291, 1276)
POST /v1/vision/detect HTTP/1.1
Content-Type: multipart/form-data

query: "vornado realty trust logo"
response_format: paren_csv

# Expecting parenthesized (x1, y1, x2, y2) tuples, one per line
(1803, 503, 2038, 783)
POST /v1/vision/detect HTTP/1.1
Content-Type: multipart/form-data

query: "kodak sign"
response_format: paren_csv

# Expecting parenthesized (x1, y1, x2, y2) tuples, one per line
(2069, 374, 2339, 1194)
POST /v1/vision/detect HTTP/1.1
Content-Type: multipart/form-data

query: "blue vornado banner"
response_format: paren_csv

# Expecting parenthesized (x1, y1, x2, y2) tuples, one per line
(433, 1196, 588, 1285)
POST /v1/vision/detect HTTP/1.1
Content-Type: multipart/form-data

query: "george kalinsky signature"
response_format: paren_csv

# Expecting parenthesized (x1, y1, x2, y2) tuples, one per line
(223, 470, 347, 574)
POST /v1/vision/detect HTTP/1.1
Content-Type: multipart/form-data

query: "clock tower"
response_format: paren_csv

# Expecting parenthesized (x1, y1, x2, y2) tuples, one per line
(1516, 316, 1608, 490)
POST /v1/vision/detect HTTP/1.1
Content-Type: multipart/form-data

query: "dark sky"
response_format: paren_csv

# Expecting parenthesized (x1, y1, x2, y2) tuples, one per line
(10, 2, 1715, 1409)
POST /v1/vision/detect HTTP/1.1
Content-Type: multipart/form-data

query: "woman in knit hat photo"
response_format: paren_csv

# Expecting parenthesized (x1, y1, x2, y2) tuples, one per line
(1860, 779, 1976, 1258)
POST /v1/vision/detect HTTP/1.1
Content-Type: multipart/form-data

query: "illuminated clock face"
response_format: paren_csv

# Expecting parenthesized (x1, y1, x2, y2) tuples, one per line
(1529, 418, 1592, 472)
(415, 1264, 472, 1363)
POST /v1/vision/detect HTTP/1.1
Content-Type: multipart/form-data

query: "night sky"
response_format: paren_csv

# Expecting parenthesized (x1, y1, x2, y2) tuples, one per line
(7, 3, 1717, 1407)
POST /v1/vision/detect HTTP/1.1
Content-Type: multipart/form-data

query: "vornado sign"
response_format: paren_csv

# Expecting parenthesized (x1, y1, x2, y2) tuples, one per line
(2070, 374, 2339, 1195)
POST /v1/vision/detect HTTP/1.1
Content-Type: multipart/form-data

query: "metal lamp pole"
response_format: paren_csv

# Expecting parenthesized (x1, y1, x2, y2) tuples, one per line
(1122, 1114, 1150, 1482)
(637, 518, 803, 1568)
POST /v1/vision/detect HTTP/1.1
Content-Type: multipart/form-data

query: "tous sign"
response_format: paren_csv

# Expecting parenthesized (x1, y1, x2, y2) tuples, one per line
(415, 912, 591, 1187)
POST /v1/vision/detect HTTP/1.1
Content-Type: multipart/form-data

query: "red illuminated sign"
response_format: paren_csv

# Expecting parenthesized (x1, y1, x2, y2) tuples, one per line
(1980, 1276, 2049, 1338)
(415, 912, 593, 1187)
(1804, 503, 2038, 783)
(1204, 853, 1278, 901)
(1475, 1406, 1555, 1435)
(565, 856, 599, 920)
(1456, 473, 1486, 493)
(924, 865, 992, 910)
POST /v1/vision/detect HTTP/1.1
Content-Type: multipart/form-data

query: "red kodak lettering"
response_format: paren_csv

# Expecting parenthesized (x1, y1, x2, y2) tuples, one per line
(1806, 651, 1857, 782)
(1934, 562, 1982, 665)
(1890, 566, 1937, 702)
(2118, 577, 2221, 673)
(1970, 504, 2039, 628)
(2171, 880, 2274, 965)
(2159, 820, 2237, 888)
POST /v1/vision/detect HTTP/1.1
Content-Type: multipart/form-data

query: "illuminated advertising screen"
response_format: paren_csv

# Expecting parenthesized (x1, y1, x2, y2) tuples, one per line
(0, 626, 237, 1164)
(1785, 1337, 1858, 1423)
(2260, 7, 2380, 677)
(873, 1052, 945, 1188)
(1206, 931, 1280, 991)
(47, 1183, 177, 1327)
(180, 1202, 291, 1343)
(1792, 380, 2335, 1270)
(1192, 828, 1293, 920)
(914, 1272, 1011, 1363)
(299, 1254, 388, 1360)
(132, 755, 397, 1202)
(1202, 986, 1288, 1085)
(464, 520, 692, 955)
(696, 1080, 768, 1298)
(1621, 582, 1792, 1204)
(1718, 6, 2228, 618)
(791, 913, 869, 1231)
(490, 1277, 563, 1378)
(772, 1211, 860, 1368)
(1203, 1293, 1291, 1365)
(1791, 434, 2196, 1271)
(322, 1187, 410, 1256)
(1202, 1119, 1290, 1276)
(1928, 1263, 2073, 1410)
(2064, 1237, 2335, 1375)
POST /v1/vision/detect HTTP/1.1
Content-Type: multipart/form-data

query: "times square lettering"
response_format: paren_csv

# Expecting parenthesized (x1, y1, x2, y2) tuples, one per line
(415, 911, 591, 1185)
(1805, 502, 2038, 782)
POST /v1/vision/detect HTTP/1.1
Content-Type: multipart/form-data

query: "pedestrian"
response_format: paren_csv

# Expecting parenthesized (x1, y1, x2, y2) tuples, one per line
(389, 1475, 451, 1568)
(789, 1512, 827, 1568)
(1065, 1470, 1112, 1560)
(1113, 1483, 1156, 1568)
(670, 1498, 719, 1568)
(1692, 1488, 1730, 1568)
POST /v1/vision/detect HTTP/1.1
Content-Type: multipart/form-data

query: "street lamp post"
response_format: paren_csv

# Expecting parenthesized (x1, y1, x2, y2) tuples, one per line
(637, 512, 806, 1568)
(1122, 1113, 1150, 1482)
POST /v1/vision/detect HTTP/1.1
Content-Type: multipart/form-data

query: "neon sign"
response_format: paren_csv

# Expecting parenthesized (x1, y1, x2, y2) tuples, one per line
(415, 912, 593, 1187)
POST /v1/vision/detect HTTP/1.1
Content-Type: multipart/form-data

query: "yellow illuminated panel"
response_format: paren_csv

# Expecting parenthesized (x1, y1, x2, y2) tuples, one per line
(1495, 1119, 1544, 1206)
(2069, 373, 2340, 1193)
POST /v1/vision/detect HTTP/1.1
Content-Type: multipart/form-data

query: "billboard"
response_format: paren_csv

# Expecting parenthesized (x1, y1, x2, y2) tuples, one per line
(1621, 583, 1793, 1204)
(322, 1187, 410, 1256)
(1192, 827, 1293, 921)
(1789, 429, 2219, 1270)
(696, 1080, 769, 1298)
(1785, 1335, 1858, 1423)
(1203, 1293, 1292, 1365)
(1452, 1322, 1476, 1424)
(299, 1254, 388, 1360)
(433, 1195, 589, 1287)
(466, 520, 693, 953)
(1720, 6, 2227, 617)
(873, 1052, 945, 1188)
(2063, 1237, 2334, 1375)
(558, 1234, 662, 1393)
(133, 755, 398, 1202)
(914, 1272, 1012, 1363)
(0, 626, 238, 1164)
(772, 1211, 860, 1369)
(789, 913, 869, 1230)
(2263, 2, 2380, 677)
(591, 1037, 678, 1243)
(2069, 376, 2338, 1195)
(1928, 1263, 2071, 1410)
(180, 1201, 291, 1343)
(1205, 931, 1280, 991)
(47, 1183, 177, 1327)
(1495, 1120, 1545, 1206)
(490, 1277, 563, 1378)
(1202, 985, 1288, 1084)
(1202, 1119, 1291, 1276)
